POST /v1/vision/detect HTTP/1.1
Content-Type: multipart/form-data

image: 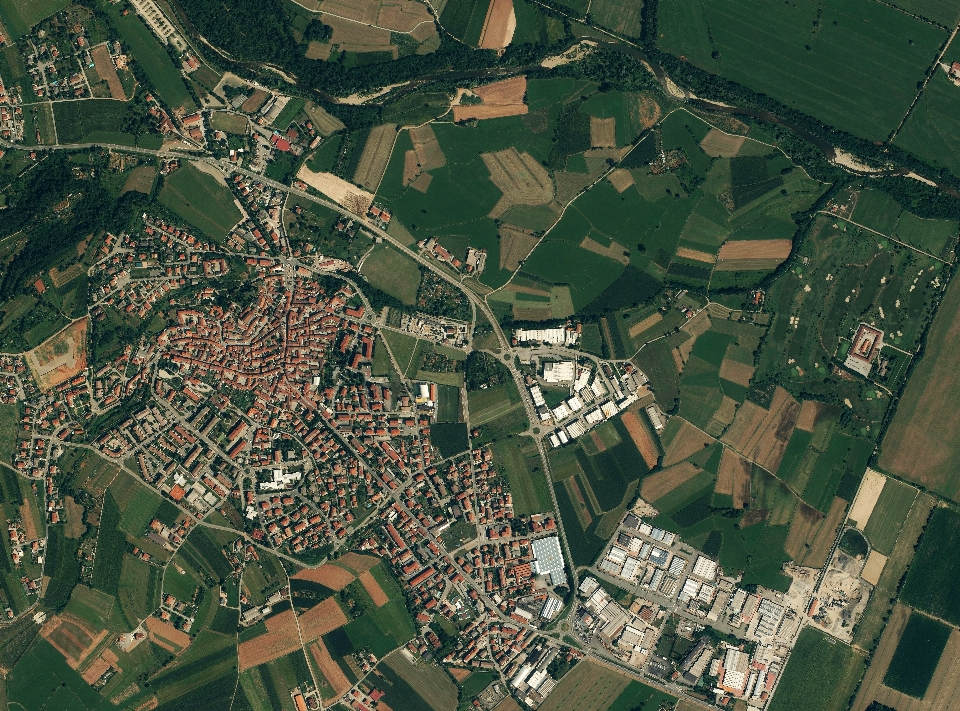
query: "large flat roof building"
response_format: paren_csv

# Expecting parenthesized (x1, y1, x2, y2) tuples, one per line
(531, 536, 567, 587)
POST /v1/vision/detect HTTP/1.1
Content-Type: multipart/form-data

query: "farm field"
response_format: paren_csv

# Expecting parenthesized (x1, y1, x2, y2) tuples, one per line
(768, 627, 866, 711)
(882, 611, 951, 698)
(104, 2, 194, 112)
(0, 0, 69, 37)
(158, 162, 242, 240)
(467, 380, 527, 436)
(537, 660, 632, 711)
(879, 265, 960, 500)
(379, 651, 458, 711)
(895, 71, 960, 182)
(862, 479, 917, 555)
(657, 0, 948, 140)
(490, 437, 553, 516)
(52, 100, 134, 146)
(900, 506, 960, 626)
(848, 187, 958, 260)
(359, 244, 420, 304)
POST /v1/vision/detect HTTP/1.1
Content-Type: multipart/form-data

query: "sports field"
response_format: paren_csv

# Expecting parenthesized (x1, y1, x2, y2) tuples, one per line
(657, 0, 947, 140)
(159, 163, 242, 240)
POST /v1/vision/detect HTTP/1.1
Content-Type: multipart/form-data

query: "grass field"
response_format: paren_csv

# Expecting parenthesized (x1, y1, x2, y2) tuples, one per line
(879, 265, 960, 501)
(862, 479, 916, 555)
(52, 100, 135, 145)
(658, 0, 947, 140)
(0, 404, 18, 464)
(537, 660, 650, 711)
(159, 162, 242, 240)
(209, 111, 248, 135)
(849, 187, 958, 259)
(490, 437, 553, 515)
(855, 493, 934, 650)
(769, 627, 865, 711)
(900, 506, 960, 626)
(359, 245, 420, 304)
(439, 0, 489, 45)
(0, 0, 69, 37)
(895, 71, 960, 181)
(105, 3, 193, 111)
(7, 638, 104, 710)
(883, 610, 950, 698)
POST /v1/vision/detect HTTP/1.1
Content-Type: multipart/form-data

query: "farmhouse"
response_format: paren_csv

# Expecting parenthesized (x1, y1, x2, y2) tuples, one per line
(844, 323, 883, 377)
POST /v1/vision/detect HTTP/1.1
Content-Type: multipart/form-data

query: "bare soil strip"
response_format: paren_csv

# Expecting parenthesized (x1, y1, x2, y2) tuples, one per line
(92, 44, 126, 100)
(641, 462, 701, 502)
(700, 129, 745, 157)
(353, 123, 398, 190)
(628, 312, 662, 339)
(848, 468, 886, 529)
(795, 400, 820, 432)
(675, 247, 716, 263)
(607, 168, 635, 193)
(590, 116, 616, 148)
(718, 239, 792, 261)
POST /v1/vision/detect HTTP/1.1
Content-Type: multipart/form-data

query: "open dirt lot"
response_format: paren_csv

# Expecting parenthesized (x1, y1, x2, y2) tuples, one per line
(796, 400, 820, 432)
(354, 123, 398, 190)
(478, 0, 515, 49)
(848, 468, 886, 529)
(785, 501, 824, 559)
(719, 357, 754, 387)
(299, 597, 349, 640)
(700, 128, 746, 157)
(590, 116, 616, 148)
(675, 246, 716, 263)
(297, 165, 374, 214)
(311, 640, 352, 701)
(499, 225, 539, 271)
(359, 571, 389, 607)
(798, 496, 847, 568)
(718, 239, 793, 261)
(607, 168, 635, 193)
(26, 317, 88, 391)
(293, 563, 355, 590)
(641, 462, 701, 502)
(91, 44, 125, 100)
(621, 410, 659, 468)
(721, 387, 799, 474)
(64, 496, 86, 538)
(580, 236, 629, 265)
(662, 418, 715, 467)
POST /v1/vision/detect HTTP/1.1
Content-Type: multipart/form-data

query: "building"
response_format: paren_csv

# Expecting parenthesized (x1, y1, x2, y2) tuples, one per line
(530, 537, 566, 587)
(844, 323, 883, 377)
(542, 361, 575, 384)
(719, 648, 750, 696)
(692, 555, 718, 581)
(514, 327, 579, 346)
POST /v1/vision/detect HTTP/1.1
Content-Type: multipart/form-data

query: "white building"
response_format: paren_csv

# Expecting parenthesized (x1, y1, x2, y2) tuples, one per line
(543, 360, 575, 383)
(531, 537, 567, 587)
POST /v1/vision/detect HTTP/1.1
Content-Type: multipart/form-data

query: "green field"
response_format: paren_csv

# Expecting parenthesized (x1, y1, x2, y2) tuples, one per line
(359, 245, 421, 304)
(895, 70, 960, 182)
(272, 97, 306, 130)
(209, 111, 248, 135)
(768, 627, 866, 711)
(0, 0, 69, 37)
(438, 0, 489, 45)
(490, 437, 553, 516)
(862, 479, 917, 555)
(657, 0, 947, 140)
(850, 187, 958, 259)
(159, 162, 242, 240)
(466, 380, 528, 443)
(105, 3, 194, 111)
(7, 638, 104, 710)
(883, 610, 950, 698)
(900, 506, 960, 626)
(119, 553, 160, 627)
(0, 404, 18, 464)
(381, 329, 421, 375)
(52, 100, 134, 146)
